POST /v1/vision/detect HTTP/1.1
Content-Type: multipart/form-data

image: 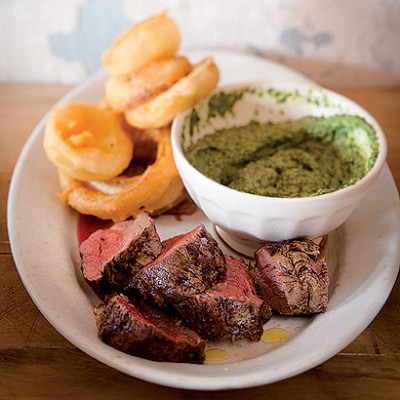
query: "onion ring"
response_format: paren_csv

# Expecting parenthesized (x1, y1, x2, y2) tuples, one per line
(102, 11, 181, 75)
(105, 56, 192, 111)
(43, 102, 134, 182)
(57, 127, 187, 222)
(123, 57, 219, 129)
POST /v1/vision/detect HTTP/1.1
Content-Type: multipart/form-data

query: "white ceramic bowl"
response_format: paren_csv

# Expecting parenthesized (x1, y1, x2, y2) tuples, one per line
(171, 82, 387, 243)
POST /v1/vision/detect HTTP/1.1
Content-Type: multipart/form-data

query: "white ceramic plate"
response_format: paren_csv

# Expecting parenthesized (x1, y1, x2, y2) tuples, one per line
(7, 49, 400, 390)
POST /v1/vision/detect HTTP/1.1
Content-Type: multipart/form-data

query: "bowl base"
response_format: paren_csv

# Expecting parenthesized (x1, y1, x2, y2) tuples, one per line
(214, 225, 263, 258)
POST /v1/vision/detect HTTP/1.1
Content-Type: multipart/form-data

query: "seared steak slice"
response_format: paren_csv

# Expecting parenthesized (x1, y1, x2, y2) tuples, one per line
(175, 256, 271, 342)
(95, 294, 205, 363)
(250, 239, 329, 315)
(80, 212, 162, 298)
(132, 225, 226, 309)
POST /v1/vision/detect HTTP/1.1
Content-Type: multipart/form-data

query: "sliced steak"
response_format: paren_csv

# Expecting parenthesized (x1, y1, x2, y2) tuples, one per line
(175, 256, 271, 342)
(80, 212, 162, 298)
(95, 294, 205, 363)
(250, 239, 329, 315)
(131, 225, 226, 309)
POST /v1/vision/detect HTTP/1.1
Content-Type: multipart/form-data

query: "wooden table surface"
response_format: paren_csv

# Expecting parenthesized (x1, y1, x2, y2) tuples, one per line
(1, 84, 399, 399)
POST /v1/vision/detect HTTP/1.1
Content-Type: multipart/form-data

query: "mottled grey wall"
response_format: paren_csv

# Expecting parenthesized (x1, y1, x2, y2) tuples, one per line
(1, 0, 399, 86)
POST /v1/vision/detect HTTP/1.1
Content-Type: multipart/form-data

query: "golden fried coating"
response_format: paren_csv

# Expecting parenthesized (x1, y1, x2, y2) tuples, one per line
(57, 127, 186, 222)
(105, 56, 192, 111)
(43, 12, 220, 221)
(44, 102, 134, 182)
(124, 57, 219, 129)
(102, 11, 180, 75)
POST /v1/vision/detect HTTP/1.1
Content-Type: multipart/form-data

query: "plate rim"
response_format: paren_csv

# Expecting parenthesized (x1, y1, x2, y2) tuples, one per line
(7, 48, 400, 390)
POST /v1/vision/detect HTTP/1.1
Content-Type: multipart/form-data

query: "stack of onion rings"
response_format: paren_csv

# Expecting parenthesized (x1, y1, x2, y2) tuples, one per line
(58, 127, 187, 222)
(43, 12, 219, 221)
(103, 11, 219, 129)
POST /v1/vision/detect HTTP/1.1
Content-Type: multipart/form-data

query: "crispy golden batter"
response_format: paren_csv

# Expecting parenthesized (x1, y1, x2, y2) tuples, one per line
(43, 102, 134, 182)
(102, 11, 180, 75)
(124, 57, 219, 129)
(105, 56, 192, 111)
(57, 127, 186, 222)
(43, 12, 219, 220)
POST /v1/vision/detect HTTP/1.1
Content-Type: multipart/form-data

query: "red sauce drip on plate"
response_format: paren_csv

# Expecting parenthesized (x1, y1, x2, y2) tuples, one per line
(77, 214, 113, 245)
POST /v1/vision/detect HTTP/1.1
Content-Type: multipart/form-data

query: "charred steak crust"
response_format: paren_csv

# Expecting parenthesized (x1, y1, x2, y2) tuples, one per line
(95, 294, 206, 363)
(131, 225, 226, 309)
(250, 239, 329, 315)
(80, 212, 162, 298)
(175, 256, 272, 342)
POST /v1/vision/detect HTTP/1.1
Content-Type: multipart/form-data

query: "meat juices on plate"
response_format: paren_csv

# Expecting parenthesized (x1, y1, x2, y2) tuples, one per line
(81, 212, 330, 363)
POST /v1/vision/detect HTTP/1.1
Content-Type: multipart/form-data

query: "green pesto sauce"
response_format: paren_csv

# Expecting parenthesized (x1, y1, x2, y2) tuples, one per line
(207, 90, 245, 120)
(184, 115, 379, 198)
